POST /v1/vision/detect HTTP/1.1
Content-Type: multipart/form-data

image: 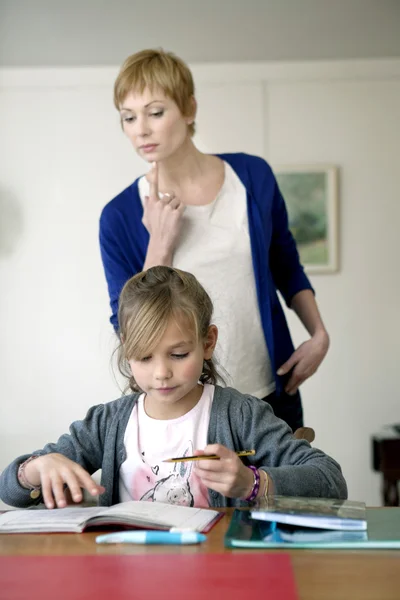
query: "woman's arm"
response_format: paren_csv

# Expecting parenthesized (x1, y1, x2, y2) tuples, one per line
(269, 177, 313, 305)
(277, 289, 330, 394)
(143, 238, 173, 270)
(99, 164, 184, 331)
(290, 289, 328, 337)
(142, 162, 184, 270)
(267, 172, 329, 392)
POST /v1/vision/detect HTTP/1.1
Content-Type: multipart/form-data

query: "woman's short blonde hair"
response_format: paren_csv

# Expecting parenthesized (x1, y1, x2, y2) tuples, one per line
(114, 48, 196, 136)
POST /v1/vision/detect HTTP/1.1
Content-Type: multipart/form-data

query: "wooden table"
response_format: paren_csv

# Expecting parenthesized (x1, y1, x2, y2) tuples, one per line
(1, 509, 400, 600)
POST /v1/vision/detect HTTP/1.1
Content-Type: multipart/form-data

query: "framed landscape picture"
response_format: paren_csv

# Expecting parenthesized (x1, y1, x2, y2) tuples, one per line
(274, 164, 339, 274)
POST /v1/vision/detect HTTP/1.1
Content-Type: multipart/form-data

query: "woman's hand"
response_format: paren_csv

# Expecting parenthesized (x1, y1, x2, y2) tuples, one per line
(194, 444, 255, 499)
(143, 162, 185, 265)
(23, 453, 105, 509)
(277, 329, 330, 395)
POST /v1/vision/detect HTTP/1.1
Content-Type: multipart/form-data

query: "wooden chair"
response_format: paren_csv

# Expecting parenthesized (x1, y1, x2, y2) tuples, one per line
(293, 427, 315, 444)
(372, 426, 400, 506)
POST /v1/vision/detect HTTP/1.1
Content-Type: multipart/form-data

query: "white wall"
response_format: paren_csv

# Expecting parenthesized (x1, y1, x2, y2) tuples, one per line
(1, 59, 399, 507)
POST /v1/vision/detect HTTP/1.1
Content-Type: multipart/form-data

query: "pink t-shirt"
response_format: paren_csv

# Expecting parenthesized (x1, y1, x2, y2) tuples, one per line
(119, 384, 214, 508)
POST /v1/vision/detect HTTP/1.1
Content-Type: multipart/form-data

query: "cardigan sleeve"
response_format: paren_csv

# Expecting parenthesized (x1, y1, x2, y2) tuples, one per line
(0, 403, 111, 509)
(237, 395, 347, 499)
(99, 206, 140, 332)
(269, 175, 314, 306)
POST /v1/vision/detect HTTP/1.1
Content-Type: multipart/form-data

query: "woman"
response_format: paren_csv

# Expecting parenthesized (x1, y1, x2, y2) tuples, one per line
(99, 48, 330, 432)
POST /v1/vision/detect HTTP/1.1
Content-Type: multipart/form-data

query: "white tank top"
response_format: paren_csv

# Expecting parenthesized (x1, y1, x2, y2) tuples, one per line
(138, 161, 275, 398)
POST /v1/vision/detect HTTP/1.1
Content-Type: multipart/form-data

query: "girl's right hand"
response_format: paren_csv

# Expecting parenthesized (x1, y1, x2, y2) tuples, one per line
(194, 444, 256, 499)
(143, 162, 185, 258)
(23, 453, 105, 509)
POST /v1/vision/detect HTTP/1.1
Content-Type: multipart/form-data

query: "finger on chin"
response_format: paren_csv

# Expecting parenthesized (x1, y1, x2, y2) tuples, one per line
(145, 171, 155, 184)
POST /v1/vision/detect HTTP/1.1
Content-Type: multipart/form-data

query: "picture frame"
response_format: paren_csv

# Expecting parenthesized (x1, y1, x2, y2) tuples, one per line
(274, 164, 339, 274)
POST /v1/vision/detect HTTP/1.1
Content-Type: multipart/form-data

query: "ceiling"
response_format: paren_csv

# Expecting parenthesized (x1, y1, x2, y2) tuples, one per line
(1, 0, 400, 67)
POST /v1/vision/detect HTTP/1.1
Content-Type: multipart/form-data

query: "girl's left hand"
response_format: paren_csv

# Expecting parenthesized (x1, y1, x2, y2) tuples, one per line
(277, 329, 330, 395)
(194, 444, 254, 499)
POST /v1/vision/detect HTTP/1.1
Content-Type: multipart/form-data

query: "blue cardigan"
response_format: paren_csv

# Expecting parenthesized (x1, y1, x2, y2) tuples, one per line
(99, 153, 313, 395)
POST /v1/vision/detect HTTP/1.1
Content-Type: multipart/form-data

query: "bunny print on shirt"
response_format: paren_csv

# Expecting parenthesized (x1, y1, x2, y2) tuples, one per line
(140, 444, 195, 506)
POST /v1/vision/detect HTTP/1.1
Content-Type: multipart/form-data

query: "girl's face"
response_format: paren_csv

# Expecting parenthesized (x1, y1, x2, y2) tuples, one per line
(128, 317, 217, 419)
(119, 87, 193, 163)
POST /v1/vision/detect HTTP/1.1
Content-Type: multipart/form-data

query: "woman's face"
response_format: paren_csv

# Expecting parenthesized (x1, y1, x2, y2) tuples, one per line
(119, 87, 192, 162)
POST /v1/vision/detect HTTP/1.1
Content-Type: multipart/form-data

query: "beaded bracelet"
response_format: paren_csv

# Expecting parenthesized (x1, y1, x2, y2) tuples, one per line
(244, 465, 260, 502)
(17, 455, 42, 500)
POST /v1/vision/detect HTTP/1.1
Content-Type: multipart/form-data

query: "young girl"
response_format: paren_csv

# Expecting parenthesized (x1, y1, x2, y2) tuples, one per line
(0, 267, 346, 510)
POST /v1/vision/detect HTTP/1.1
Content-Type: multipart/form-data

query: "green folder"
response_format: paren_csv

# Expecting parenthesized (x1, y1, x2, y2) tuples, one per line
(225, 508, 400, 549)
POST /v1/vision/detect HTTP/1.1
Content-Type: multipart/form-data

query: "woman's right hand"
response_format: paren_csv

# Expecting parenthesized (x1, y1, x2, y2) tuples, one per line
(143, 162, 185, 263)
(23, 453, 105, 509)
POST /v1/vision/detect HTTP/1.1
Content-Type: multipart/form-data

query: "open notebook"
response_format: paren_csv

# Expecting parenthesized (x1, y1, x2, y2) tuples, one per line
(0, 501, 222, 534)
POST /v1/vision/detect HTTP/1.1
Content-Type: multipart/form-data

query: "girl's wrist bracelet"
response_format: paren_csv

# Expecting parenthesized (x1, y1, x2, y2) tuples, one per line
(17, 455, 42, 499)
(262, 470, 269, 500)
(243, 465, 260, 502)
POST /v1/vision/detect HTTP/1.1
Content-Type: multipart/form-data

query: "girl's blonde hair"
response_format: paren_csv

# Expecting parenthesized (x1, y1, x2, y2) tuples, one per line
(114, 48, 196, 136)
(117, 266, 220, 392)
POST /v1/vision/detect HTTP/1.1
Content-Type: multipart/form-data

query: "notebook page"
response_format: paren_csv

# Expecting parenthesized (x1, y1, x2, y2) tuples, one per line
(96, 501, 219, 531)
(0, 506, 104, 533)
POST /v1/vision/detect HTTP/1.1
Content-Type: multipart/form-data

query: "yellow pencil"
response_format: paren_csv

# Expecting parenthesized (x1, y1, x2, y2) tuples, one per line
(163, 449, 256, 463)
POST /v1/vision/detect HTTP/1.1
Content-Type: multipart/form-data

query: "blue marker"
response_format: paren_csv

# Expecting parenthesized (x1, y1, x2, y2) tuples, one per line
(95, 531, 207, 545)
